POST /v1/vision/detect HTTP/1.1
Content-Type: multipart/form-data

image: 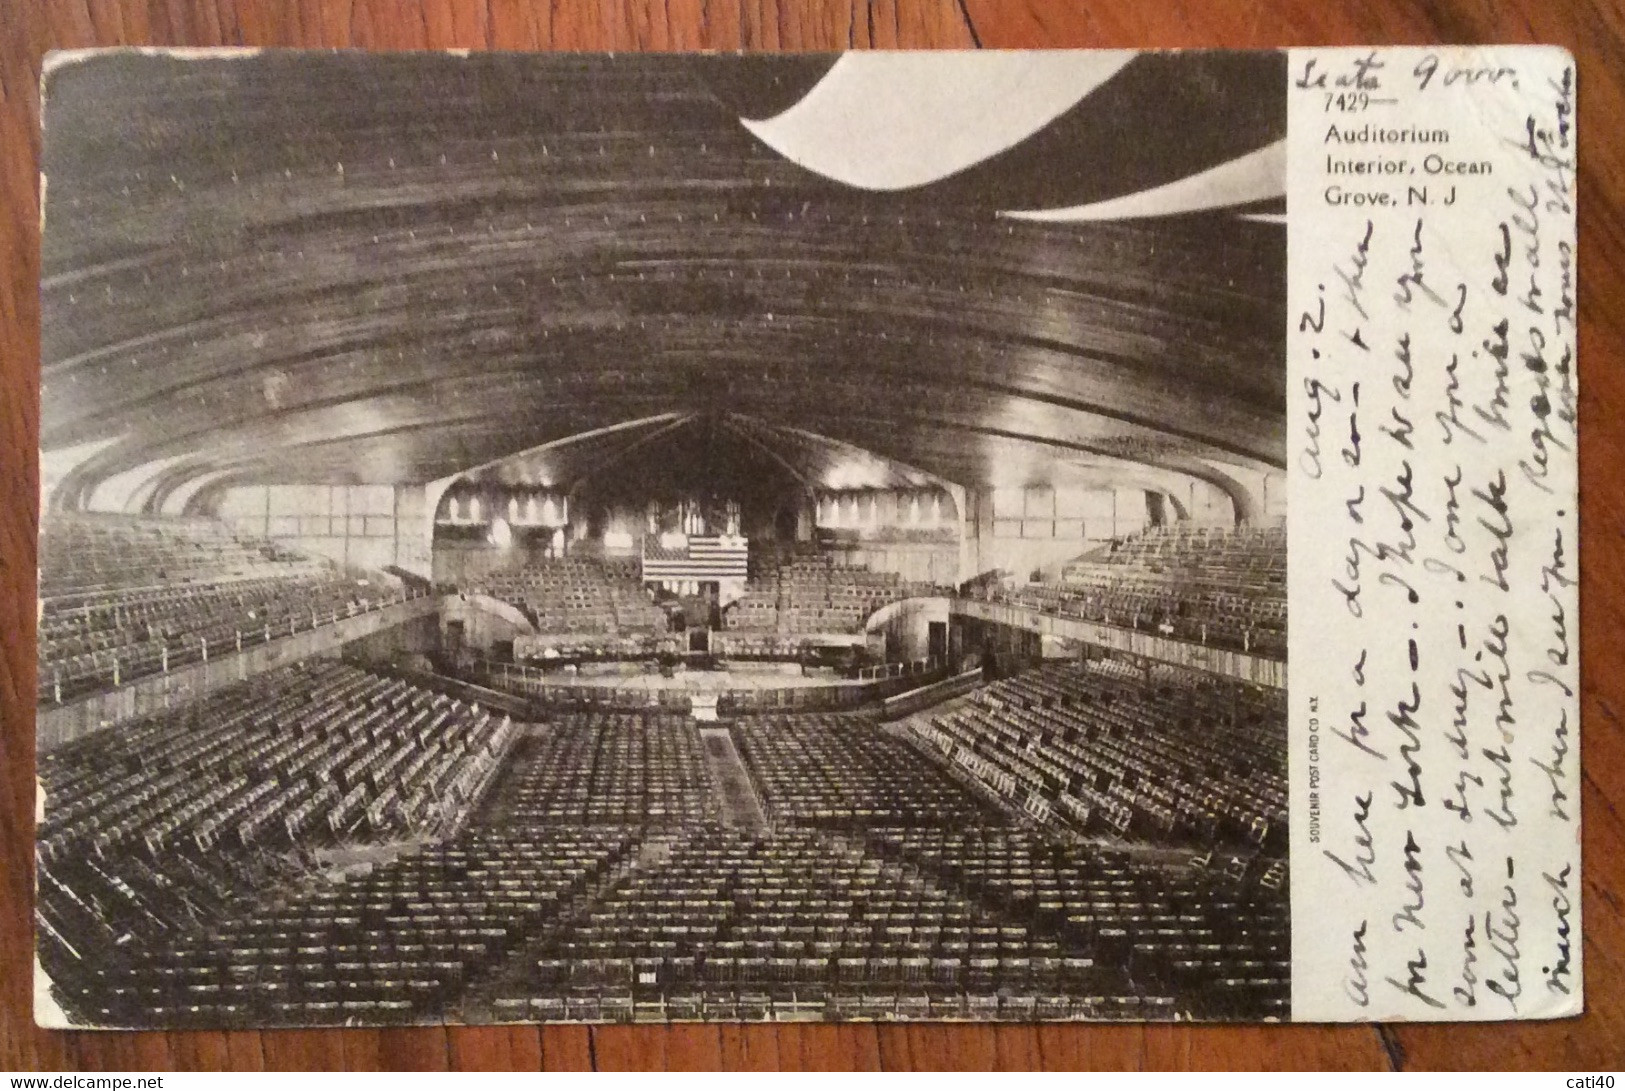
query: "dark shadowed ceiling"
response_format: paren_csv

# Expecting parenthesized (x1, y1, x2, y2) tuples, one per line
(39, 49, 1286, 512)
(452, 411, 940, 506)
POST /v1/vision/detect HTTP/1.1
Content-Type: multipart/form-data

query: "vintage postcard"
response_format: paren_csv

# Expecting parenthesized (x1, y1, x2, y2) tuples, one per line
(33, 46, 1577, 1027)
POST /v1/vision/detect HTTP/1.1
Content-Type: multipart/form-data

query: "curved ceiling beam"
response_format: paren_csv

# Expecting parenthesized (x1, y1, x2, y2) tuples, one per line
(46, 239, 1281, 404)
(793, 410, 1264, 519)
(47, 305, 1279, 450)
(43, 52, 1287, 516)
(560, 415, 703, 496)
(712, 418, 820, 502)
(155, 467, 238, 516)
(40, 435, 122, 513)
(66, 375, 1280, 500)
(49, 332, 1283, 494)
(82, 453, 195, 514)
(110, 398, 1271, 531)
(59, 364, 1285, 509)
(764, 421, 970, 495)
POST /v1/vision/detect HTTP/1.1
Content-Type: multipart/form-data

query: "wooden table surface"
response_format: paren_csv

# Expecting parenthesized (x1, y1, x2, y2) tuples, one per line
(2, 0, 1622, 1071)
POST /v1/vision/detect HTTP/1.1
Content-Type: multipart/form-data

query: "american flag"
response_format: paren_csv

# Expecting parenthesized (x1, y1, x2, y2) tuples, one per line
(641, 535, 749, 582)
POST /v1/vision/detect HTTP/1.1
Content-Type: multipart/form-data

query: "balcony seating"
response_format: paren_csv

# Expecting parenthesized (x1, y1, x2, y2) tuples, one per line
(983, 525, 1285, 659)
(37, 514, 405, 704)
(39, 513, 325, 599)
(39, 576, 405, 703)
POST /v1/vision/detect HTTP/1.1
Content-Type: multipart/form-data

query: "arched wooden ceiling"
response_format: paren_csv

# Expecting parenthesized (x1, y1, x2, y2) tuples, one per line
(451, 411, 940, 504)
(40, 50, 1286, 511)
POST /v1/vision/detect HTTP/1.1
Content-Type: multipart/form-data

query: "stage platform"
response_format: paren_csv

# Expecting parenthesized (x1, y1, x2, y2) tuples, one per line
(469, 655, 950, 716)
(515, 664, 832, 694)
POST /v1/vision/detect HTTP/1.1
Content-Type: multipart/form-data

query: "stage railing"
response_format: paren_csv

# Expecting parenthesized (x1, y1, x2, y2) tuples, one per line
(972, 583, 1286, 660)
(879, 668, 984, 721)
(468, 656, 946, 715)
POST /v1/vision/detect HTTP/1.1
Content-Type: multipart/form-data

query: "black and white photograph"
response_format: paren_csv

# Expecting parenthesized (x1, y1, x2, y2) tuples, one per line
(35, 48, 1289, 1028)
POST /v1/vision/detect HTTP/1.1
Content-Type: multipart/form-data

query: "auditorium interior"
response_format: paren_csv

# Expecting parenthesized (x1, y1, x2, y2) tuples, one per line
(35, 51, 1289, 1027)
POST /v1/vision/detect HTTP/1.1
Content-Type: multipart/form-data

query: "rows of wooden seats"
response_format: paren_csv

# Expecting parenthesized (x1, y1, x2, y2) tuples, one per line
(861, 827, 1289, 1020)
(732, 714, 999, 829)
(1012, 663, 1285, 843)
(40, 693, 1286, 1027)
(36, 842, 283, 1000)
(474, 559, 664, 635)
(490, 990, 1170, 1023)
(38, 575, 402, 703)
(1058, 565, 1284, 624)
(913, 661, 1285, 850)
(986, 525, 1288, 658)
(38, 661, 515, 859)
(996, 581, 1284, 659)
(46, 830, 635, 1028)
(598, 558, 666, 631)
(793, 564, 921, 633)
(43, 821, 1268, 1026)
(1055, 569, 1283, 650)
(39, 514, 320, 598)
(1066, 526, 1280, 640)
(1086, 524, 1285, 576)
(43, 575, 335, 656)
(723, 590, 780, 631)
(502, 827, 1155, 1017)
(479, 715, 722, 827)
(724, 558, 931, 635)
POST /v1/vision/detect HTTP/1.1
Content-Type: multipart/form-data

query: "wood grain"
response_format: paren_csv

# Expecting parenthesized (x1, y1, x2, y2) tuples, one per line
(3, 0, 1622, 1071)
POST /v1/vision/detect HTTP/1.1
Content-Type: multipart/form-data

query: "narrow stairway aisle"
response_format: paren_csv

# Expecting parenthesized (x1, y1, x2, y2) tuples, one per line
(699, 727, 769, 831)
